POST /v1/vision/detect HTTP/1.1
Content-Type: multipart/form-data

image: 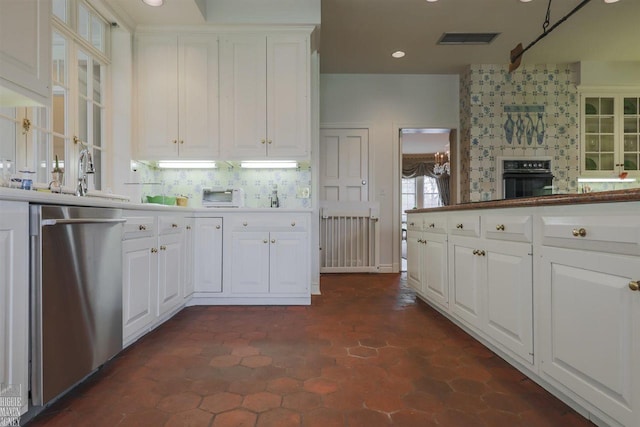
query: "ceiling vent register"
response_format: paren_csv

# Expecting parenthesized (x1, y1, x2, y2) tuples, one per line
(437, 32, 500, 45)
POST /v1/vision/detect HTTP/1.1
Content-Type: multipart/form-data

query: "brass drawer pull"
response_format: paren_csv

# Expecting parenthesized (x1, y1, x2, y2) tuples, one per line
(160, 245, 167, 251)
(409, 222, 415, 226)
(456, 223, 464, 229)
(263, 239, 268, 244)
(429, 223, 435, 228)
(151, 247, 158, 253)
(496, 224, 505, 231)
(172, 223, 178, 228)
(629, 281, 640, 292)
(271, 239, 276, 243)
(186, 225, 191, 230)
(291, 221, 296, 227)
(139, 224, 147, 231)
(572, 228, 587, 237)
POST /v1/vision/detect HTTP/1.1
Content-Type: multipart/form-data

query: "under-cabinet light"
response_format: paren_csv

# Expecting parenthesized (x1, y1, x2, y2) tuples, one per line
(240, 161, 298, 169)
(157, 160, 216, 169)
(577, 177, 636, 183)
(142, 0, 164, 6)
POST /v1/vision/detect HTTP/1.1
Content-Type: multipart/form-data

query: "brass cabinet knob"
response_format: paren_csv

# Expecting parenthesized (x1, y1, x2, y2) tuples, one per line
(261, 139, 266, 144)
(291, 222, 296, 227)
(172, 223, 178, 228)
(429, 223, 435, 228)
(409, 222, 415, 226)
(186, 225, 191, 230)
(629, 281, 640, 291)
(151, 247, 158, 253)
(243, 222, 248, 226)
(417, 239, 423, 244)
(472, 249, 478, 255)
(456, 223, 464, 229)
(179, 140, 184, 144)
(496, 224, 505, 231)
(172, 140, 177, 144)
(160, 245, 166, 251)
(479, 250, 486, 256)
(139, 224, 147, 231)
(263, 239, 268, 244)
(267, 139, 272, 144)
(216, 225, 221, 229)
(572, 228, 587, 237)
(271, 239, 276, 243)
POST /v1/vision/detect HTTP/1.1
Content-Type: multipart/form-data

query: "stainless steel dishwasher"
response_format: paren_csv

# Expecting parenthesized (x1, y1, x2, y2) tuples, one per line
(30, 205, 125, 406)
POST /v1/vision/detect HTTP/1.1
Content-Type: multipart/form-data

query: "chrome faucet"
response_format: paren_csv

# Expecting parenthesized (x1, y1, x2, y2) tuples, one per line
(76, 147, 95, 196)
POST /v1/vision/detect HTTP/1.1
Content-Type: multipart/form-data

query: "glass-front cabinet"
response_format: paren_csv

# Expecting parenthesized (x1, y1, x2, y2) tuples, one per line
(582, 94, 640, 177)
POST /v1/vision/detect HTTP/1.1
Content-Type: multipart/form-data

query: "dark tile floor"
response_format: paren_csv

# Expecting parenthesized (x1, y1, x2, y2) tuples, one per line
(28, 273, 594, 426)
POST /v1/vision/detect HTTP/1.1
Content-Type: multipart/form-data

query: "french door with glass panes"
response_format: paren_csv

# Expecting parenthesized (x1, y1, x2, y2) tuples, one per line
(51, 0, 109, 191)
(582, 94, 640, 178)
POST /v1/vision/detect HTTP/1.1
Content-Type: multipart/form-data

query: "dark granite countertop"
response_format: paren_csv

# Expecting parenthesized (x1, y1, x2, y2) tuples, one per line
(407, 188, 640, 213)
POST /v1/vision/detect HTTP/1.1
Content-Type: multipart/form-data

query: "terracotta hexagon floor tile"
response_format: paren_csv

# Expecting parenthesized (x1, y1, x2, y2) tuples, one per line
(209, 354, 242, 368)
(303, 378, 339, 395)
(282, 391, 323, 412)
(232, 345, 261, 357)
(433, 408, 487, 427)
(402, 390, 445, 413)
(241, 355, 273, 368)
(358, 338, 387, 348)
(347, 346, 378, 358)
(363, 391, 406, 414)
(190, 378, 229, 396)
(164, 408, 214, 427)
(256, 407, 301, 427)
(413, 377, 453, 397)
(242, 391, 282, 412)
(228, 379, 267, 395)
(267, 377, 303, 394)
(322, 388, 365, 411)
(200, 391, 243, 413)
(156, 391, 202, 413)
(390, 409, 438, 427)
(301, 407, 345, 427)
(212, 408, 257, 427)
(346, 408, 391, 427)
(478, 408, 524, 427)
(119, 408, 169, 427)
(481, 391, 533, 413)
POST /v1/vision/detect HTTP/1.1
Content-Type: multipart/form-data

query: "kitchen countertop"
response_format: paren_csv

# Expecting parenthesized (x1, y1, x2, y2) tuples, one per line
(407, 188, 640, 213)
(0, 187, 312, 214)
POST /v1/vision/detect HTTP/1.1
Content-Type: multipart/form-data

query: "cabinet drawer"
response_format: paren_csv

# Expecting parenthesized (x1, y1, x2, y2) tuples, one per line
(230, 214, 308, 231)
(158, 216, 185, 235)
(123, 216, 155, 240)
(449, 214, 480, 238)
(541, 215, 640, 256)
(406, 215, 424, 231)
(483, 214, 532, 243)
(423, 215, 447, 234)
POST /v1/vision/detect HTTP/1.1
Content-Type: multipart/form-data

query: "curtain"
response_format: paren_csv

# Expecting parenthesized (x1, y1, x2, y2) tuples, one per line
(402, 154, 450, 206)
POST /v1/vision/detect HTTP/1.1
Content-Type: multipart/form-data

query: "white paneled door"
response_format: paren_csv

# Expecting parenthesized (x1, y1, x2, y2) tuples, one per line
(319, 128, 369, 202)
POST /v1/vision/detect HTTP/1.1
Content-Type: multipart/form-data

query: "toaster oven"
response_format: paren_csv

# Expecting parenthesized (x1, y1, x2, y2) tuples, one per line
(202, 188, 245, 207)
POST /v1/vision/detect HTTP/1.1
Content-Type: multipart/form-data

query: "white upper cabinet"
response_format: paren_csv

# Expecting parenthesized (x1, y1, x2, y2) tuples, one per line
(135, 33, 219, 160)
(0, 0, 51, 106)
(220, 32, 310, 160)
(581, 93, 640, 177)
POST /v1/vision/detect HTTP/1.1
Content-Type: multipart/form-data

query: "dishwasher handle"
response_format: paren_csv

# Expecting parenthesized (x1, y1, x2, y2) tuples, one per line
(41, 218, 127, 226)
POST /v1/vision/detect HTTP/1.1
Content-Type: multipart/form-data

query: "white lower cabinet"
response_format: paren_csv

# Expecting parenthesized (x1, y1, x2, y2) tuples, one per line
(448, 213, 534, 365)
(0, 201, 29, 416)
(183, 219, 195, 299)
(193, 217, 223, 295)
(226, 213, 310, 303)
(122, 214, 186, 346)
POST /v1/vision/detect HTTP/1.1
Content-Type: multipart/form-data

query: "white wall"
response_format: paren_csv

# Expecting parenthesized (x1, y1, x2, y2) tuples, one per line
(320, 74, 459, 271)
(205, 0, 320, 25)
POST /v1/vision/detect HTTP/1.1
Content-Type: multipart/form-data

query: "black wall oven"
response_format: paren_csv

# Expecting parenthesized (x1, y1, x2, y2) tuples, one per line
(502, 159, 554, 199)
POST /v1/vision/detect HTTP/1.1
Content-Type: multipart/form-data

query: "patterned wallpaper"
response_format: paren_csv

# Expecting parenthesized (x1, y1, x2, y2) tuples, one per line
(131, 162, 312, 208)
(460, 63, 582, 202)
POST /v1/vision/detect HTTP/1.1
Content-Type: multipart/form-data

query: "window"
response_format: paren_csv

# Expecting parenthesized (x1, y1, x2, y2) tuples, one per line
(51, 0, 110, 190)
(401, 176, 441, 222)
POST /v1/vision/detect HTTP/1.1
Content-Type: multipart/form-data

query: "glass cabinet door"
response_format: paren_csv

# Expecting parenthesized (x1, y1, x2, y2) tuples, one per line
(584, 97, 615, 172)
(623, 97, 640, 172)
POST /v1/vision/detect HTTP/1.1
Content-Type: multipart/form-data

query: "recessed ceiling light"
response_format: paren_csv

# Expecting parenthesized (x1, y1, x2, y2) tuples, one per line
(142, 0, 164, 6)
(519, 0, 533, 3)
(392, 51, 405, 58)
(426, 0, 439, 2)
(604, 0, 620, 3)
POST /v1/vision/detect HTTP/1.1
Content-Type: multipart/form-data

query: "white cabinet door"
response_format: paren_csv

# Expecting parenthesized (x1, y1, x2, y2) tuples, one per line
(220, 32, 309, 160)
(0, 0, 51, 105)
(122, 236, 157, 343)
(219, 34, 267, 159)
(449, 236, 483, 328)
(540, 246, 640, 427)
(230, 231, 270, 293)
(423, 232, 448, 310)
(177, 34, 219, 159)
(269, 231, 308, 294)
(266, 34, 309, 158)
(135, 33, 179, 159)
(406, 231, 423, 293)
(183, 220, 194, 299)
(135, 33, 218, 160)
(194, 218, 223, 294)
(484, 240, 533, 364)
(0, 201, 28, 415)
(157, 232, 183, 316)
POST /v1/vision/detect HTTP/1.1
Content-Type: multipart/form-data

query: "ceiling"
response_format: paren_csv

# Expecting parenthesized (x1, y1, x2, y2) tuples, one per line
(106, 0, 640, 75)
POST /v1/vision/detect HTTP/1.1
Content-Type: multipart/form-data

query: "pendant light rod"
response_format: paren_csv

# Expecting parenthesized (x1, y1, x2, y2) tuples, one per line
(509, 0, 592, 72)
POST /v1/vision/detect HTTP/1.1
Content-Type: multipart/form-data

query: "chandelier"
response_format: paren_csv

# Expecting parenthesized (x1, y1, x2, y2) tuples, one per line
(433, 151, 450, 175)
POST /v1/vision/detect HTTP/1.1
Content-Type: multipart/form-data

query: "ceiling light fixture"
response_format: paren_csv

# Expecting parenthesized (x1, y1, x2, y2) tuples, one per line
(142, 0, 164, 7)
(426, 0, 439, 2)
(603, 0, 619, 3)
(391, 51, 405, 58)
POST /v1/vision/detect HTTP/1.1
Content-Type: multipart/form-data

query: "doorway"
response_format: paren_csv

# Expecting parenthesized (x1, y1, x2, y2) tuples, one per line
(400, 128, 454, 271)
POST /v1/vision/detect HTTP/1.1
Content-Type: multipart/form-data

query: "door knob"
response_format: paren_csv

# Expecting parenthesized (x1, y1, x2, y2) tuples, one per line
(629, 281, 640, 291)
(362, 180, 367, 185)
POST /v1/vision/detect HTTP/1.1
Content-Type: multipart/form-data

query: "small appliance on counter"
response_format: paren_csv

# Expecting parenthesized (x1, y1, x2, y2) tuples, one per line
(202, 188, 245, 208)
